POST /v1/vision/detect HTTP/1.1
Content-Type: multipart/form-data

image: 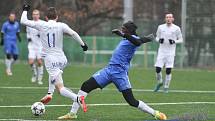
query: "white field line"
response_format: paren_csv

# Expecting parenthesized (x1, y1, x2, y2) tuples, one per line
(0, 86, 215, 93)
(0, 102, 215, 108)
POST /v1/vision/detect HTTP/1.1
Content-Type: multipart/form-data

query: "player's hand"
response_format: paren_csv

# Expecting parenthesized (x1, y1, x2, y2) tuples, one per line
(23, 4, 30, 11)
(112, 29, 125, 37)
(81, 42, 88, 51)
(169, 39, 175, 44)
(28, 38, 32, 42)
(143, 34, 155, 43)
(159, 38, 164, 44)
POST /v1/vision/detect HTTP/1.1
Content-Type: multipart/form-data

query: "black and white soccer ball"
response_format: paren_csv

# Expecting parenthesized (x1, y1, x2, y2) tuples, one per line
(31, 102, 45, 116)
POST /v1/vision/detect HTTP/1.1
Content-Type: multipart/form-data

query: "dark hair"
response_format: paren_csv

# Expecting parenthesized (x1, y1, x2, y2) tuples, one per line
(45, 7, 57, 20)
(9, 11, 16, 16)
(165, 12, 173, 16)
(123, 21, 137, 35)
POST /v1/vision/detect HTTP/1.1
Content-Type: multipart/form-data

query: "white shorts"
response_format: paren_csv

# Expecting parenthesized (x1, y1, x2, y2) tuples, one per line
(28, 48, 42, 60)
(45, 54, 67, 93)
(154, 54, 175, 68)
(44, 54, 67, 79)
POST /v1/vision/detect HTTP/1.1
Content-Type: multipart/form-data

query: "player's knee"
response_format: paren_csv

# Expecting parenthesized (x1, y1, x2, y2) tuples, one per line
(6, 54, 11, 59)
(166, 68, 172, 75)
(13, 55, 18, 61)
(28, 59, 34, 65)
(81, 77, 100, 93)
(156, 67, 162, 73)
(37, 59, 43, 66)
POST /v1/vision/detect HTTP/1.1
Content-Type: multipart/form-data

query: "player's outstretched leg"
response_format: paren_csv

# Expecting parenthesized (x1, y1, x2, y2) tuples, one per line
(58, 77, 100, 120)
(154, 67, 163, 92)
(122, 89, 167, 120)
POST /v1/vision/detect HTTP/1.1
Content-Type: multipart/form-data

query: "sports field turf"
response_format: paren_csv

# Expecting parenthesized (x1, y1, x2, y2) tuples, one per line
(0, 63, 215, 121)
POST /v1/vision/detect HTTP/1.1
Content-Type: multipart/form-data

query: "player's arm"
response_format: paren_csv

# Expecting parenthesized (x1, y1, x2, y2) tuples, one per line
(21, 5, 40, 30)
(63, 24, 88, 51)
(175, 28, 183, 44)
(169, 28, 183, 44)
(112, 29, 154, 46)
(155, 26, 164, 44)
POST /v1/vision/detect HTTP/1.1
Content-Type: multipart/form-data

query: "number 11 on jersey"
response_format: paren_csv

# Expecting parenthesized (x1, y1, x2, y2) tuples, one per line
(47, 33, 55, 47)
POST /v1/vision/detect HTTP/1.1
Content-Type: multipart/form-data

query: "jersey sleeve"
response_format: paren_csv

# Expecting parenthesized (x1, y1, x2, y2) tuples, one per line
(62, 23, 85, 46)
(21, 11, 42, 31)
(155, 25, 161, 42)
(175, 27, 183, 44)
(1, 23, 7, 33)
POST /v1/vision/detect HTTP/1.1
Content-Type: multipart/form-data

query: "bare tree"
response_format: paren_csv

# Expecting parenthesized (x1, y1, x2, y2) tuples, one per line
(57, 0, 123, 35)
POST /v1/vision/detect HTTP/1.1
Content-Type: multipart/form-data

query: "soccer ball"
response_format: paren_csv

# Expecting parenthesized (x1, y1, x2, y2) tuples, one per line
(31, 102, 45, 116)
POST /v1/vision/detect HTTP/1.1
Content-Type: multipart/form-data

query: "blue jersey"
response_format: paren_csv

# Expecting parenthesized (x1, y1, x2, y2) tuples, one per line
(109, 35, 140, 70)
(93, 35, 140, 92)
(1, 21, 20, 43)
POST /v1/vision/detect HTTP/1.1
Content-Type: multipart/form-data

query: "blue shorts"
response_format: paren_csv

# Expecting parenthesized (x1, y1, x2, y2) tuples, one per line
(93, 64, 131, 92)
(4, 41, 19, 55)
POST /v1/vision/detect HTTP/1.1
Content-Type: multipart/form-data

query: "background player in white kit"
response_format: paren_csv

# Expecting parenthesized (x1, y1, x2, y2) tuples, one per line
(26, 9, 44, 85)
(154, 12, 183, 93)
(21, 5, 88, 117)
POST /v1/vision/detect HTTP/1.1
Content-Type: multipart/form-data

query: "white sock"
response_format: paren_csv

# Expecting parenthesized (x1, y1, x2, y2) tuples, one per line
(5, 59, 12, 71)
(37, 65, 43, 81)
(59, 87, 77, 101)
(156, 72, 163, 83)
(48, 76, 55, 94)
(70, 90, 88, 114)
(31, 63, 37, 76)
(164, 74, 172, 88)
(138, 100, 155, 116)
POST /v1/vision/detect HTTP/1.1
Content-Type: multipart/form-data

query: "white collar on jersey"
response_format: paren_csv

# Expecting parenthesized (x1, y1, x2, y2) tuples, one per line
(48, 20, 57, 23)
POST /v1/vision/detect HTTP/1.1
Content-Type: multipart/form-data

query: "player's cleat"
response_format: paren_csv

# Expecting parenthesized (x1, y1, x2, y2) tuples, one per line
(163, 88, 169, 93)
(154, 83, 163, 92)
(154, 110, 167, 120)
(38, 81, 43, 85)
(57, 112, 77, 120)
(40, 94, 52, 104)
(77, 96, 87, 112)
(31, 76, 36, 83)
(38, 75, 43, 82)
(6, 69, 12, 76)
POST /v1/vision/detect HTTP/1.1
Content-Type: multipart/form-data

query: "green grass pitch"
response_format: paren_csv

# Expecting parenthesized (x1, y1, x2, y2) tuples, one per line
(0, 63, 215, 121)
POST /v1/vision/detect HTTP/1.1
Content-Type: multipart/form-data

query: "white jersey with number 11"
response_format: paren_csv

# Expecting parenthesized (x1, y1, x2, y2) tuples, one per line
(21, 11, 85, 57)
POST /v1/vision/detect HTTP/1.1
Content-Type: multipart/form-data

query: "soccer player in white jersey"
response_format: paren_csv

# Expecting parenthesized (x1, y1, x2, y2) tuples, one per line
(21, 5, 88, 117)
(26, 9, 44, 85)
(154, 12, 183, 93)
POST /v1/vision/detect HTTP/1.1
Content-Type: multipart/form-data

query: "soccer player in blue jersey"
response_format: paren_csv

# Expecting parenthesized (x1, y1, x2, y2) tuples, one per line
(58, 21, 167, 120)
(1, 12, 22, 76)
